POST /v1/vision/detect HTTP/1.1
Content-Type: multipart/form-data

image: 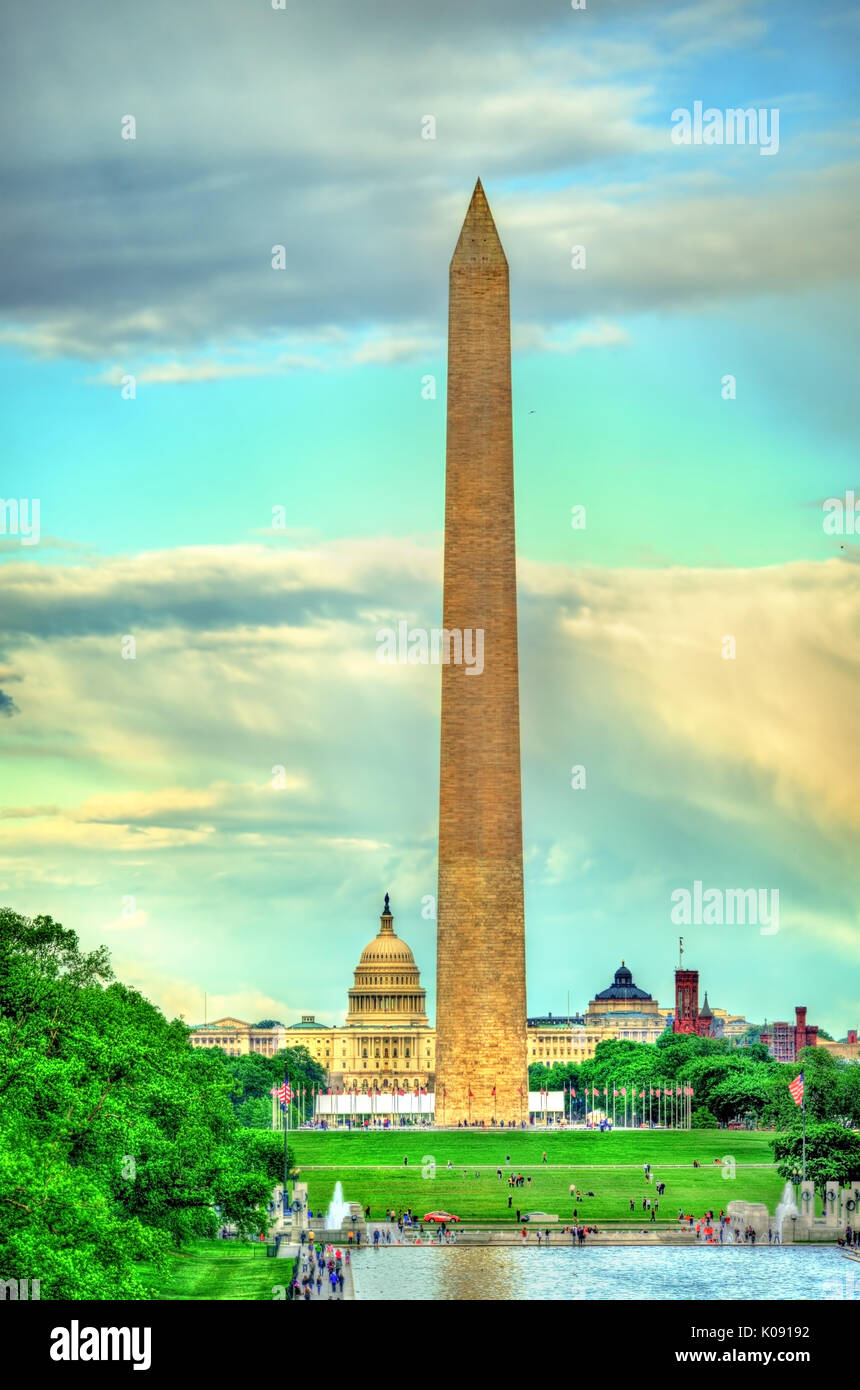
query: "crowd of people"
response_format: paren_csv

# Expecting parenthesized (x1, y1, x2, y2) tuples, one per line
(292, 1243, 349, 1300)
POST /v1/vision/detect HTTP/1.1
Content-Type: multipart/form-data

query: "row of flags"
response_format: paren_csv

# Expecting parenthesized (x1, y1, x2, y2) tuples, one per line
(541, 1086, 695, 1098)
(270, 1082, 428, 1099)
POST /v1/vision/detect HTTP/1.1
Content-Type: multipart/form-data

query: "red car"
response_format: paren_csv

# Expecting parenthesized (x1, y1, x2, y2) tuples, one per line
(423, 1211, 460, 1223)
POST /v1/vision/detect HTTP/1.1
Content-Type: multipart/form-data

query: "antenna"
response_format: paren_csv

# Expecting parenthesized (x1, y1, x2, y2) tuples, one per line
(204, 991, 207, 1025)
(678, 936, 684, 969)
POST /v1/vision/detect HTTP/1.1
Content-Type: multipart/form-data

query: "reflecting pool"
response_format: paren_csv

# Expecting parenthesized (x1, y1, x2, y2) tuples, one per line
(352, 1244, 853, 1301)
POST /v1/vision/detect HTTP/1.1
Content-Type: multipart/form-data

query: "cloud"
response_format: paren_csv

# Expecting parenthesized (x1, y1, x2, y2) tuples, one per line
(87, 355, 326, 386)
(513, 319, 631, 354)
(1, 535, 857, 1029)
(350, 337, 440, 366)
(0, 690, 19, 717)
(1, 0, 855, 360)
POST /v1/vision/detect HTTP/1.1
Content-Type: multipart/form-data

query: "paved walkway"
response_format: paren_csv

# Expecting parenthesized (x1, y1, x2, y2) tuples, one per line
(289, 1244, 356, 1301)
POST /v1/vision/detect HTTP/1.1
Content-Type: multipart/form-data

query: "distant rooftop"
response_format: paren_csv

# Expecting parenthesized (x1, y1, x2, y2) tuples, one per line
(593, 962, 653, 1002)
(527, 1013, 585, 1029)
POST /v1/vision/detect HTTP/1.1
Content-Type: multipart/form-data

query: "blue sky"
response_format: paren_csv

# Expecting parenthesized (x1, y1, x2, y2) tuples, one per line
(1, 0, 858, 1035)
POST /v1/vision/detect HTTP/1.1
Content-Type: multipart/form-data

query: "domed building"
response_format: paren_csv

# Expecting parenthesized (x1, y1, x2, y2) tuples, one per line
(584, 961, 666, 1043)
(345, 893, 429, 1030)
(286, 894, 436, 1094)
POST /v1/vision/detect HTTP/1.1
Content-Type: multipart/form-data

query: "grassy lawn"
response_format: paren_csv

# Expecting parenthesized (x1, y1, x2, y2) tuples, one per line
(143, 1239, 290, 1300)
(292, 1128, 785, 1226)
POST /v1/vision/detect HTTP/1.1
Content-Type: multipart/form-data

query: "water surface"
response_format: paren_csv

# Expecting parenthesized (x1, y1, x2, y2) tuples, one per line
(353, 1244, 850, 1301)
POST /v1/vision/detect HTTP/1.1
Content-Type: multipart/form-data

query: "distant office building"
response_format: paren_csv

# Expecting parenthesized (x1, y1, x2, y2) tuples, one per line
(760, 1006, 819, 1063)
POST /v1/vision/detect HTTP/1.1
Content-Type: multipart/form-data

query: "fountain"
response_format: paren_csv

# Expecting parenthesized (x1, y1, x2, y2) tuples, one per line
(324, 1181, 350, 1231)
(774, 1181, 800, 1241)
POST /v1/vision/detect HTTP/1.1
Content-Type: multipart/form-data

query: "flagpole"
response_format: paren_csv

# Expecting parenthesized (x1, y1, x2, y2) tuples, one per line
(801, 1075, 807, 1183)
(282, 1066, 289, 1224)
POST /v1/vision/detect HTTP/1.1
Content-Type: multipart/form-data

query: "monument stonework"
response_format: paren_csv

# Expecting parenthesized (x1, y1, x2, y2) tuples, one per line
(435, 181, 529, 1124)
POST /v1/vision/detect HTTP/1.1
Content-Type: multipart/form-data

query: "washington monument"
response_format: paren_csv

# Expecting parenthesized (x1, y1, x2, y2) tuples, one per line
(435, 180, 528, 1125)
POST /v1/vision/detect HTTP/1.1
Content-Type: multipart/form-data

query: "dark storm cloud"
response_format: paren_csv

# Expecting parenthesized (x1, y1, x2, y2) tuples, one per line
(0, 690, 19, 716)
(1, 0, 858, 358)
(0, 544, 438, 641)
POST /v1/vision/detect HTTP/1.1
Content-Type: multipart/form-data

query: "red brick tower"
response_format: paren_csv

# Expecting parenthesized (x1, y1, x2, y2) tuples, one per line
(673, 968, 701, 1035)
(435, 181, 528, 1125)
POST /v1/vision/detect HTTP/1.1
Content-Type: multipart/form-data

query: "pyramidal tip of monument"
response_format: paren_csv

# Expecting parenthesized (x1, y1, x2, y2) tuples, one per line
(451, 178, 507, 268)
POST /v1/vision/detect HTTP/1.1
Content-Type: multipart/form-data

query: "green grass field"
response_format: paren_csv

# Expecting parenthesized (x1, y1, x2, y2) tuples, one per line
(292, 1129, 785, 1226)
(144, 1240, 290, 1300)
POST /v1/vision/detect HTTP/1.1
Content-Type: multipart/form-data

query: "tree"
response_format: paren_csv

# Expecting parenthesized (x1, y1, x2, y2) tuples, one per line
(773, 1123, 860, 1196)
(691, 1108, 718, 1128)
(253, 1019, 284, 1029)
(0, 907, 286, 1299)
(709, 1068, 772, 1125)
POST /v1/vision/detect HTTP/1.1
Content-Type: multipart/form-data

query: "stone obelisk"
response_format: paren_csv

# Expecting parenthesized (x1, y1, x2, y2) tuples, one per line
(435, 180, 528, 1126)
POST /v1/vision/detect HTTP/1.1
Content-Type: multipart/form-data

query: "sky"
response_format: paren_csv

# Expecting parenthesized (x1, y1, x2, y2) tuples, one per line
(1, 0, 858, 1036)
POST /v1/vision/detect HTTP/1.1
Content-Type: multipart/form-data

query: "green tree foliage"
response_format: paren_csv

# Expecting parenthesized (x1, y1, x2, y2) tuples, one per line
(0, 908, 289, 1299)
(220, 1046, 326, 1127)
(709, 1067, 772, 1124)
(690, 1108, 718, 1128)
(773, 1123, 860, 1195)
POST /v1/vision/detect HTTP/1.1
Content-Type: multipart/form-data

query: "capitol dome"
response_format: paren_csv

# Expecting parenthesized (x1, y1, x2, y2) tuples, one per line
(346, 894, 429, 1027)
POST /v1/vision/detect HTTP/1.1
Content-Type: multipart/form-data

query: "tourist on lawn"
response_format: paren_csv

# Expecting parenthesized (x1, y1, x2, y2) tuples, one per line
(516, 1208, 521, 1222)
(508, 1196, 512, 1208)
(542, 1151, 547, 1163)
(630, 1198, 635, 1211)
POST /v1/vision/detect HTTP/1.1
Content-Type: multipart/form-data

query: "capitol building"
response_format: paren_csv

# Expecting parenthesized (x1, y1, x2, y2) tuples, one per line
(189, 895, 436, 1092)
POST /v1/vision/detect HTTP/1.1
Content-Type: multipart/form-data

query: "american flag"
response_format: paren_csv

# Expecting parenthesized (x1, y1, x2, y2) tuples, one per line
(789, 1071, 805, 1106)
(271, 1082, 292, 1104)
